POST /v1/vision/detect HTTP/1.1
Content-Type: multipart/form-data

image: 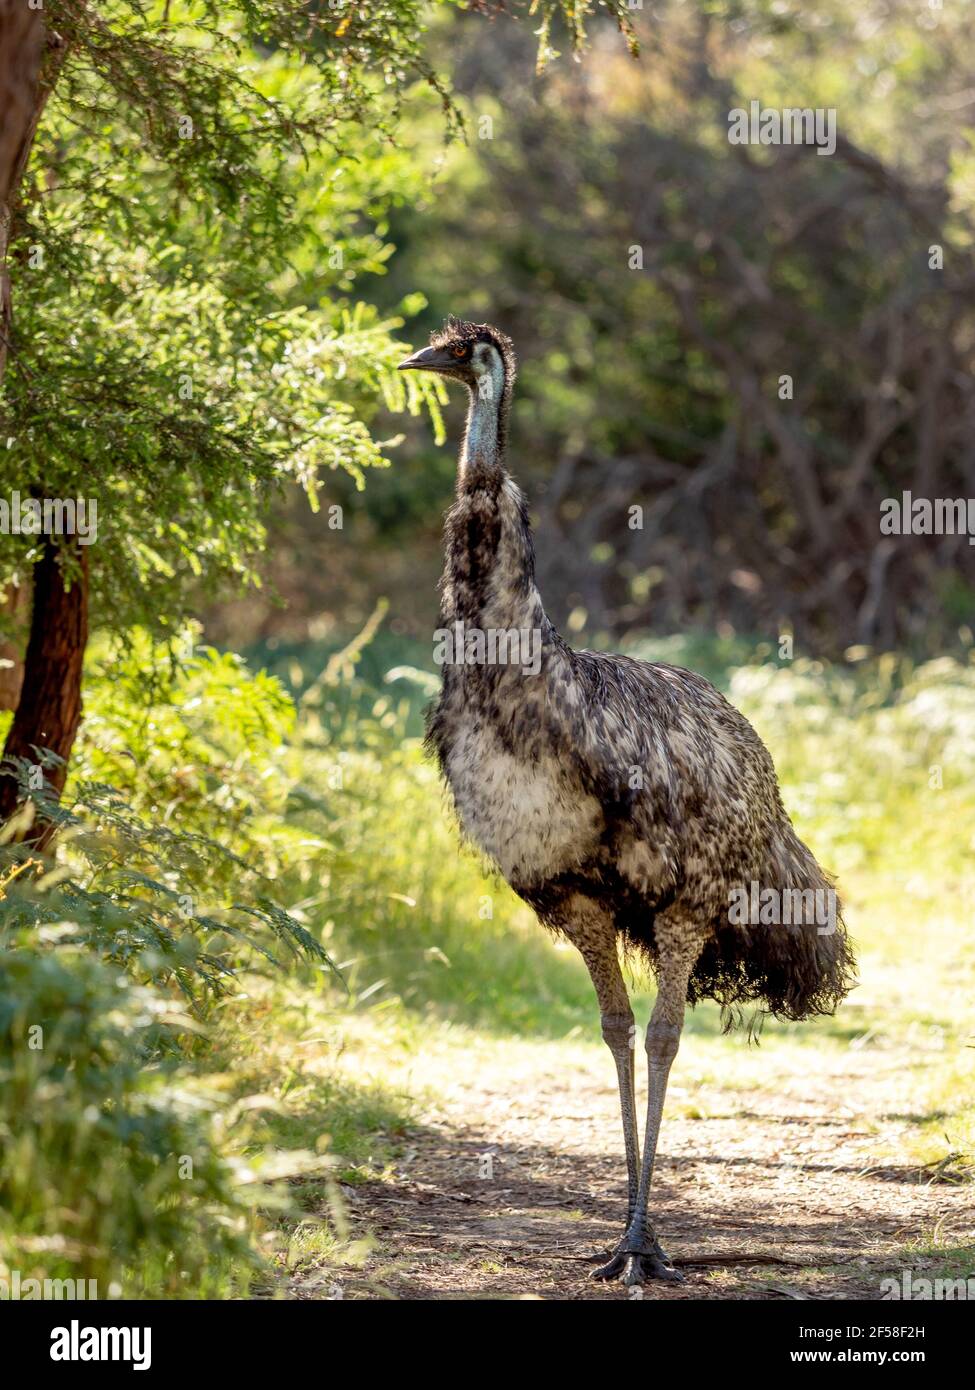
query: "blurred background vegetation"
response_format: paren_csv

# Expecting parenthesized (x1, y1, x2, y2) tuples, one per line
(212, 0, 975, 662)
(0, 0, 972, 1298)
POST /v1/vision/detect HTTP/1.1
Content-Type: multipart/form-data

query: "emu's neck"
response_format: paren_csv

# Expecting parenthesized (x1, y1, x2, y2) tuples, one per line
(440, 376, 541, 634)
(461, 377, 505, 477)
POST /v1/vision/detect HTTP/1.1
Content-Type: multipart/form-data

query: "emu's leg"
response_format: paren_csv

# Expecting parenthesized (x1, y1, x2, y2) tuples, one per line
(560, 900, 640, 1240)
(600, 915, 706, 1287)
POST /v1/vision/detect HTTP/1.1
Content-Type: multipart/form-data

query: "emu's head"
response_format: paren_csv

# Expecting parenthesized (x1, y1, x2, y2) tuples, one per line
(398, 318, 516, 401)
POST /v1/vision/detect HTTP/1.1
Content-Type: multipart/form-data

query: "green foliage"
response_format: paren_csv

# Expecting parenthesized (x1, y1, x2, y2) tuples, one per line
(526, 0, 640, 70)
(0, 635, 347, 1294)
(0, 783, 331, 1009)
(0, 628, 338, 1009)
(78, 626, 298, 855)
(0, 928, 255, 1295)
(0, 0, 631, 641)
(0, 0, 454, 639)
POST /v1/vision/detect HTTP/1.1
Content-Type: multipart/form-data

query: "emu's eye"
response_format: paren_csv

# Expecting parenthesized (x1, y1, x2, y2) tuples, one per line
(451, 344, 468, 359)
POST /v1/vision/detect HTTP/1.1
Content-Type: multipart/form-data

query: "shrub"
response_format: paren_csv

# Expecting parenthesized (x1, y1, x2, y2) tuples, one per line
(0, 928, 255, 1296)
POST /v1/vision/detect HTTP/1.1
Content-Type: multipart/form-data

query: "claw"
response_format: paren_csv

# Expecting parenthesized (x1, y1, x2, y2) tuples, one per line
(625, 1251, 685, 1285)
(592, 1234, 684, 1286)
(591, 1250, 628, 1281)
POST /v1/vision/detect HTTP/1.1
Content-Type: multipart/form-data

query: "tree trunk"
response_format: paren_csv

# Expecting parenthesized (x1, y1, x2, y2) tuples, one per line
(0, 6, 70, 714)
(0, 0, 47, 381)
(0, 541, 88, 833)
(0, 9, 82, 835)
(0, 580, 28, 709)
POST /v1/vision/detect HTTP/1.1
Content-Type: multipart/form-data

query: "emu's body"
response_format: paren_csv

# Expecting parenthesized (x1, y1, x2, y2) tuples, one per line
(400, 320, 855, 1285)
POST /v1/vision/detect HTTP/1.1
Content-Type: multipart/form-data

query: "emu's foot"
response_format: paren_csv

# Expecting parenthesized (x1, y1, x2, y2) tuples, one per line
(592, 1234, 684, 1285)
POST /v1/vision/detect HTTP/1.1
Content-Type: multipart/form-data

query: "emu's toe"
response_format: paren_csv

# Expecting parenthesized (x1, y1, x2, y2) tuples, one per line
(622, 1250, 685, 1286)
(591, 1248, 629, 1281)
(592, 1234, 684, 1285)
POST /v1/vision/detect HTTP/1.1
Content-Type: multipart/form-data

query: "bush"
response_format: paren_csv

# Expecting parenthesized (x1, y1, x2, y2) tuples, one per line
(0, 633, 343, 1294)
(0, 625, 338, 1014)
(0, 929, 255, 1296)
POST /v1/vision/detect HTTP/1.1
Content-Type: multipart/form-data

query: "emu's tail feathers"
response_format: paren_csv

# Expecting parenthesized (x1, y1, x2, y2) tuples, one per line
(690, 830, 857, 1027)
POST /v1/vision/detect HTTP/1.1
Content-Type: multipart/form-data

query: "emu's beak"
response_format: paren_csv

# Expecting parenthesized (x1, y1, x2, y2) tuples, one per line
(397, 345, 449, 372)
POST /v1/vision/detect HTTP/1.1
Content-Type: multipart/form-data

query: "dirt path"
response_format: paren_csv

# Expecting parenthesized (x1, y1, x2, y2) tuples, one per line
(320, 1038, 973, 1301)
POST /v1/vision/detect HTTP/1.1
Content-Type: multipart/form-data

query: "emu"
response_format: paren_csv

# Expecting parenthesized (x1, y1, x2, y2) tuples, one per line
(399, 319, 855, 1287)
